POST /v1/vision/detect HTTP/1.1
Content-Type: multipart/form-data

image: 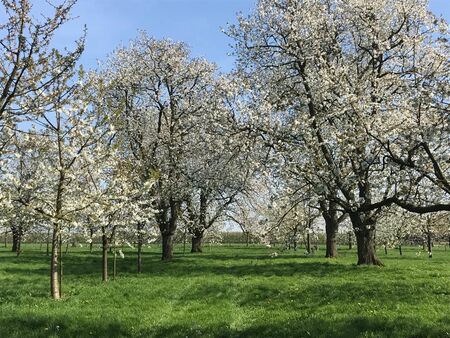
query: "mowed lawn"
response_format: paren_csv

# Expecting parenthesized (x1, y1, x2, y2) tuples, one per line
(0, 244, 449, 338)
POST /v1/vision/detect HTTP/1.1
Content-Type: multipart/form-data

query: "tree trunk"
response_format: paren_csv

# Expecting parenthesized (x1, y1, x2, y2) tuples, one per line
(427, 231, 432, 258)
(384, 245, 388, 255)
(191, 232, 203, 253)
(350, 213, 383, 266)
(399, 245, 402, 256)
(306, 232, 311, 254)
(324, 216, 338, 258)
(137, 222, 143, 273)
(183, 228, 187, 254)
(59, 234, 63, 297)
(11, 227, 19, 253)
(4, 229, 7, 248)
(319, 200, 341, 258)
(162, 233, 174, 260)
(50, 224, 61, 300)
(16, 235, 21, 257)
(102, 227, 108, 282)
(246, 232, 250, 247)
(89, 228, 94, 253)
(158, 199, 180, 261)
(348, 232, 352, 250)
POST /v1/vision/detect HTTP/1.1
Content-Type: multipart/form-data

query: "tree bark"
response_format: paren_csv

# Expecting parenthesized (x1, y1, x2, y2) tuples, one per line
(348, 232, 353, 250)
(320, 200, 341, 258)
(162, 233, 174, 260)
(11, 232, 17, 253)
(191, 232, 203, 253)
(306, 232, 311, 254)
(426, 217, 433, 258)
(427, 232, 433, 258)
(350, 213, 383, 266)
(50, 224, 61, 300)
(324, 216, 338, 258)
(102, 227, 108, 282)
(59, 234, 63, 297)
(158, 199, 180, 261)
(137, 222, 143, 273)
(399, 245, 402, 256)
(89, 227, 94, 253)
(11, 226, 21, 254)
(16, 234, 21, 257)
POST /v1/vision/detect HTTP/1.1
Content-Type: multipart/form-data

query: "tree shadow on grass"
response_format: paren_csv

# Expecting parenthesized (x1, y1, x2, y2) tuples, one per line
(0, 312, 447, 338)
(0, 314, 130, 338)
(0, 249, 413, 280)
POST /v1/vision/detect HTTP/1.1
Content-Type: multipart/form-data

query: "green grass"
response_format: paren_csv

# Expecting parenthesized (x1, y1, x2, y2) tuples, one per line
(0, 243, 449, 338)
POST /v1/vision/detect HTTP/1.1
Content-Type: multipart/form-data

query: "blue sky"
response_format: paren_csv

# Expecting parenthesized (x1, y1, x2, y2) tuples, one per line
(24, 0, 450, 72)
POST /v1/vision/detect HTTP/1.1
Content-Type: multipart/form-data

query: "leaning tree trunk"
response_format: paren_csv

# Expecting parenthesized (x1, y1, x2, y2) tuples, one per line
(350, 213, 383, 266)
(50, 224, 61, 300)
(102, 227, 108, 282)
(191, 231, 203, 253)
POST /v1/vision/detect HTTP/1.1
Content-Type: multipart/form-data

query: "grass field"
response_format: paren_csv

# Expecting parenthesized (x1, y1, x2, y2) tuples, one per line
(0, 243, 449, 338)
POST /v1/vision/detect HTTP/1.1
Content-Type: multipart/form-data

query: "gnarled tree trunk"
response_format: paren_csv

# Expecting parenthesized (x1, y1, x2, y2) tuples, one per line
(159, 199, 180, 261)
(350, 212, 383, 266)
(162, 232, 174, 260)
(191, 231, 203, 253)
(320, 200, 342, 258)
